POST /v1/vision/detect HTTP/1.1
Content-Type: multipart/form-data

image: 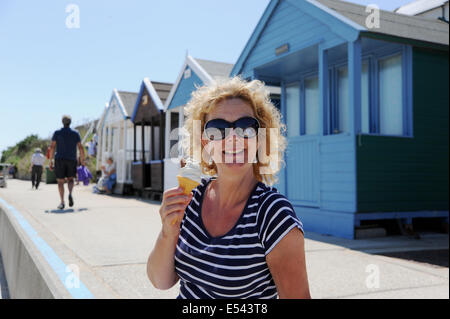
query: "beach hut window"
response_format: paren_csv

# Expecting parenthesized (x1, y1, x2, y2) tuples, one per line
(304, 76, 320, 135)
(337, 67, 349, 134)
(378, 54, 403, 136)
(286, 83, 301, 137)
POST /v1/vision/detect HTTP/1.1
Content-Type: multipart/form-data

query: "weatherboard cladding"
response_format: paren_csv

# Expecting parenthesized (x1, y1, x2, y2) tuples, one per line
(136, 86, 160, 121)
(238, 0, 346, 79)
(167, 58, 234, 110)
(168, 66, 204, 110)
(319, 136, 356, 213)
(133, 81, 173, 123)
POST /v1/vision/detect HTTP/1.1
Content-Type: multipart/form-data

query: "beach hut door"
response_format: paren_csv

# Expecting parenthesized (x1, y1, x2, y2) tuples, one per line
(284, 81, 320, 207)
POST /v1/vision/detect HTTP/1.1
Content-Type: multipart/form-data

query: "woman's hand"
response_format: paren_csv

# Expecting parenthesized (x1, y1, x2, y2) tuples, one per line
(159, 187, 193, 238)
(147, 186, 191, 290)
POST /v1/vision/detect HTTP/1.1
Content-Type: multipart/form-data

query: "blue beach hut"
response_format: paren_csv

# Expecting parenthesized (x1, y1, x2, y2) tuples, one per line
(163, 55, 282, 190)
(231, 0, 449, 238)
(163, 55, 234, 190)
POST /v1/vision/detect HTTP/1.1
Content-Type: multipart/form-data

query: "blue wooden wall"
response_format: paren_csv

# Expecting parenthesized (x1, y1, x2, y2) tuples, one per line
(167, 66, 204, 110)
(239, 0, 346, 79)
(319, 135, 356, 213)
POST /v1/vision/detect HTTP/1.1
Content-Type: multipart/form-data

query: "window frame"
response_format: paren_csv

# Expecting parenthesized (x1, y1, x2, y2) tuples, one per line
(303, 74, 320, 136)
(327, 44, 413, 138)
(285, 81, 301, 138)
(328, 60, 351, 135)
(284, 70, 319, 137)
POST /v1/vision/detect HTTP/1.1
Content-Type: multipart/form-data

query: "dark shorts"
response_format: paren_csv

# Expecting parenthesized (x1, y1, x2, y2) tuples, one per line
(55, 159, 77, 179)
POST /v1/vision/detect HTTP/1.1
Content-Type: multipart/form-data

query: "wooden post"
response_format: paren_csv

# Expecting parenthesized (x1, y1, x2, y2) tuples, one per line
(348, 39, 361, 214)
(123, 119, 128, 183)
(165, 110, 170, 159)
(118, 120, 123, 183)
(348, 39, 362, 135)
(319, 45, 329, 136)
(141, 121, 145, 189)
(160, 112, 165, 161)
(160, 112, 165, 191)
(151, 116, 155, 161)
(133, 123, 137, 162)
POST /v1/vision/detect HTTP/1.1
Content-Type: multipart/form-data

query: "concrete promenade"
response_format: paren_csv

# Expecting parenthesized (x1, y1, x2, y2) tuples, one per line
(0, 179, 448, 299)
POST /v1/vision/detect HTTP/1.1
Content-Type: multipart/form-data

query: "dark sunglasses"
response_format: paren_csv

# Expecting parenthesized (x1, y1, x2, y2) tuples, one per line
(204, 116, 260, 141)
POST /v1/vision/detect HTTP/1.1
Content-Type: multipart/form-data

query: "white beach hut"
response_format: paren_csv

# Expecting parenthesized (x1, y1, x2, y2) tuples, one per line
(100, 89, 138, 194)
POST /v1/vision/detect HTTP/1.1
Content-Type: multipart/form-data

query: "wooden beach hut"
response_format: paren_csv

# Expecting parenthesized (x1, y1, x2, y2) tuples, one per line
(163, 55, 234, 190)
(130, 78, 172, 198)
(230, 0, 449, 238)
(100, 89, 138, 194)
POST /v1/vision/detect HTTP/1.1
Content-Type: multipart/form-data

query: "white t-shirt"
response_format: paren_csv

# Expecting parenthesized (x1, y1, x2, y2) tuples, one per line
(105, 162, 116, 174)
(31, 152, 46, 166)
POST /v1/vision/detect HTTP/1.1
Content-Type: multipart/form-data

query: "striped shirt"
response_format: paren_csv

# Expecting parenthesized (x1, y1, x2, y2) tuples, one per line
(174, 177, 304, 299)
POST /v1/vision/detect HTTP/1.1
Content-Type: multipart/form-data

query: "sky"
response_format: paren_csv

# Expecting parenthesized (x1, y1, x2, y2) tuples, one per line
(0, 0, 414, 154)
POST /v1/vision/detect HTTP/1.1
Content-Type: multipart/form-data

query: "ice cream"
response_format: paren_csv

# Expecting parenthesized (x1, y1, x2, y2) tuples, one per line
(171, 159, 203, 225)
(177, 159, 202, 195)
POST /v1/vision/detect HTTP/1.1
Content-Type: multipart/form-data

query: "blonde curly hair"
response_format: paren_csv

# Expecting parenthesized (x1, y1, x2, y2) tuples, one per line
(181, 77, 287, 186)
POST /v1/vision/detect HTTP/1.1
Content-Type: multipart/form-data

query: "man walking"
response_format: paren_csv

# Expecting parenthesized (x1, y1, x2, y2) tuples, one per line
(29, 148, 46, 189)
(49, 115, 85, 210)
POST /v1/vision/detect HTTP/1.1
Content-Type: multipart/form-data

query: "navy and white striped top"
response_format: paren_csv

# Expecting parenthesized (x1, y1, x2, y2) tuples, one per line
(174, 177, 304, 299)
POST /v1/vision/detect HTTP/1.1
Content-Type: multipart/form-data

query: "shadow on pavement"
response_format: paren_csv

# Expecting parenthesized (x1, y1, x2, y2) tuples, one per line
(45, 208, 88, 214)
(375, 249, 449, 268)
(304, 232, 449, 268)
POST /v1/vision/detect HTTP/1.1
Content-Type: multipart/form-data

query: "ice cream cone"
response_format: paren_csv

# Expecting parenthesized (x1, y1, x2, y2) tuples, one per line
(171, 160, 203, 225)
(171, 176, 199, 225)
(177, 175, 200, 195)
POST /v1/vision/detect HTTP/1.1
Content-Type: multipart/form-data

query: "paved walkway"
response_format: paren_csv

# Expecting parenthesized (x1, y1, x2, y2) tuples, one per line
(0, 179, 448, 299)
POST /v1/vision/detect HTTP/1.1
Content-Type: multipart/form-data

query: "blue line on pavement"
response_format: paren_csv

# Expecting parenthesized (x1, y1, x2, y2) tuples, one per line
(0, 197, 94, 299)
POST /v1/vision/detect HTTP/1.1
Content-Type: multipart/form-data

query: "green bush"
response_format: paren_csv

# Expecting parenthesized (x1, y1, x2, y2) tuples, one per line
(2, 123, 97, 181)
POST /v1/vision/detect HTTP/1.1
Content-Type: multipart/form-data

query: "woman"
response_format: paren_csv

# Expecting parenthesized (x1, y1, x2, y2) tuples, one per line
(147, 77, 310, 299)
(101, 157, 116, 194)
